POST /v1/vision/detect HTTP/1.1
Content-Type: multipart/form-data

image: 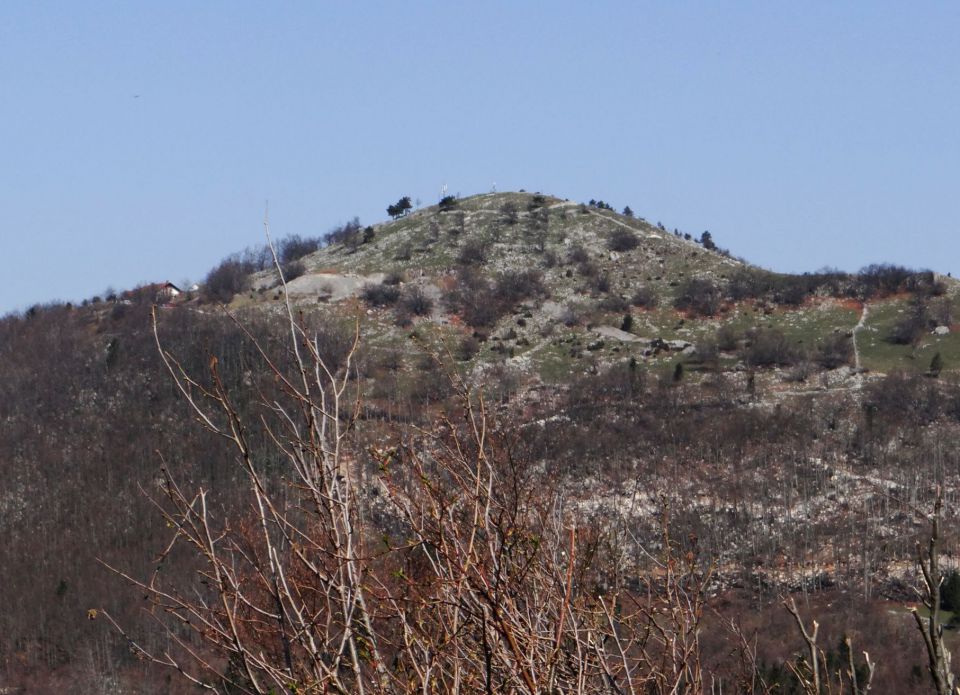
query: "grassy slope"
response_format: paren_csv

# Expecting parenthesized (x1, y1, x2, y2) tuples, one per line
(237, 191, 959, 383)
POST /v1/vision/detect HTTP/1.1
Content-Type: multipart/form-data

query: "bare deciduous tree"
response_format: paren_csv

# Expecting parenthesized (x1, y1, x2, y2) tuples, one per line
(911, 489, 958, 695)
(785, 597, 876, 694)
(98, 233, 731, 693)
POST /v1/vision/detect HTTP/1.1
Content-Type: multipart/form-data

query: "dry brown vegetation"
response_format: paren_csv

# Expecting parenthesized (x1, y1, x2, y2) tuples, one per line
(3, 204, 960, 692)
(6, 291, 960, 693)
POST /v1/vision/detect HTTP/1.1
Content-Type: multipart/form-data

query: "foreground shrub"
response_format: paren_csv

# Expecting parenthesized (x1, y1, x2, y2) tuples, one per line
(111, 313, 733, 694)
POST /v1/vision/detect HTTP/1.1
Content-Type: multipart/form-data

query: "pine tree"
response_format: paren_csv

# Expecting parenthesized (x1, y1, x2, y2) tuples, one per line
(387, 196, 412, 219)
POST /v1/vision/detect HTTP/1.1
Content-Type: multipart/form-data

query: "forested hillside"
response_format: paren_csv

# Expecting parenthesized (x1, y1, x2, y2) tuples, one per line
(4, 192, 960, 692)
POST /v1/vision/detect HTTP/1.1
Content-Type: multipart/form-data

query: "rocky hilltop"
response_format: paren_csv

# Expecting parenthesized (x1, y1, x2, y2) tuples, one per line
(218, 190, 958, 390)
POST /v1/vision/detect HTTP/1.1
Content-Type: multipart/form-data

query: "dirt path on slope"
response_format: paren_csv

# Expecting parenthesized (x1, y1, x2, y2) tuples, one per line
(852, 302, 870, 371)
(587, 210, 664, 239)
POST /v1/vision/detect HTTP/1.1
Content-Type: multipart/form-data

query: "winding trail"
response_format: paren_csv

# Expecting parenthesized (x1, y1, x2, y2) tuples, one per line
(587, 209, 664, 239)
(852, 302, 870, 371)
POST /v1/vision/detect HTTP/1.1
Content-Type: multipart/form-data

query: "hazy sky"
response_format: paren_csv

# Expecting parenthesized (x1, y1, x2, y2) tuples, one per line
(3, 2, 959, 314)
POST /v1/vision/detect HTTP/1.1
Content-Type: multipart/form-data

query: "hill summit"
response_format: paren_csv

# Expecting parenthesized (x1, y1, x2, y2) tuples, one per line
(210, 190, 957, 385)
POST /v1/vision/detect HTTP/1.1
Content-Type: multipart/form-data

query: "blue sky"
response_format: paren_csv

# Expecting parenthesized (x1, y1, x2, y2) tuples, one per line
(2, 2, 959, 314)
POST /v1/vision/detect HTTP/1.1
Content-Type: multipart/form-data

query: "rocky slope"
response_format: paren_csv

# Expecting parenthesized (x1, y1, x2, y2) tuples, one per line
(227, 191, 959, 390)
